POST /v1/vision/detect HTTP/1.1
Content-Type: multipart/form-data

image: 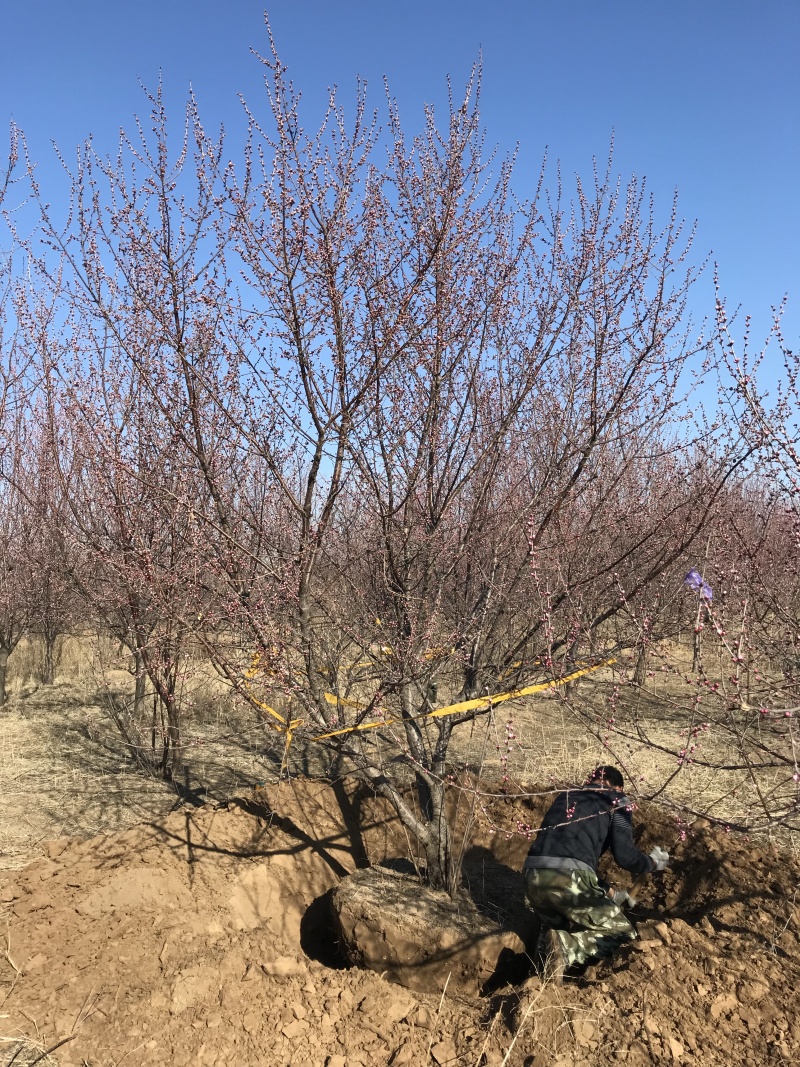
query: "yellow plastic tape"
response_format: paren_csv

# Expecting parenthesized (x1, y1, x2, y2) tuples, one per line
(242, 687, 303, 760)
(311, 658, 615, 742)
(323, 691, 367, 710)
(241, 649, 614, 766)
(425, 658, 615, 717)
(241, 654, 305, 772)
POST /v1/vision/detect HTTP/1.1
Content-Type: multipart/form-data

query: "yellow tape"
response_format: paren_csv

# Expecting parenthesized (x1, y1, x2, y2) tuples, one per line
(241, 649, 615, 766)
(245, 689, 303, 769)
(311, 658, 615, 742)
(426, 659, 615, 716)
(280, 717, 304, 774)
(241, 654, 305, 773)
(323, 691, 367, 710)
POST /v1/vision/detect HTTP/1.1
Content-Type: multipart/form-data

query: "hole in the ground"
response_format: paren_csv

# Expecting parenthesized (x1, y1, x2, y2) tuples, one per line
(480, 946, 536, 995)
(300, 888, 348, 969)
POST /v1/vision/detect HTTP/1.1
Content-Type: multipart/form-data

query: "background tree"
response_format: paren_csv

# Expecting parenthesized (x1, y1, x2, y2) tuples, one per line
(0, 403, 54, 704)
(0, 137, 44, 705)
(25, 84, 290, 777)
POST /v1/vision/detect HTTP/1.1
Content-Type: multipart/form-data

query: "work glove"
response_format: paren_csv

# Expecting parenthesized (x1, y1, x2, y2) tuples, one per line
(649, 845, 669, 872)
(609, 888, 634, 906)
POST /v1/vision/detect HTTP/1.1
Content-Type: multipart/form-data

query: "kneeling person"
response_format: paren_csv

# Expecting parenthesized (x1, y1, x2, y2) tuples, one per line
(523, 765, 668, 973)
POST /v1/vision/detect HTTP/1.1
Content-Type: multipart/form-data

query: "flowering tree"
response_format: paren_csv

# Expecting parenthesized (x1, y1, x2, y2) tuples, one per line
(23, 48, 748, 886)
(714, 293, 800, 698)
(211, 49, 739, 889)
(0, 445, 39, 704)
(0, 128, 42, 703)
(47, 364, 203, 774)
(23, 83, 291, 776)
(669, 297, 800, 830)
(8, 410, 75, 686)
(0, 393, 68, 702)
(588, 490, 800, 836)
(567, 288, 800, 837)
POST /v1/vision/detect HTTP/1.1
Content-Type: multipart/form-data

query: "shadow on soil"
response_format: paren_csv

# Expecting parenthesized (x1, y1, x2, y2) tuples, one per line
(462, 844, 539, 988)
(300, 887, 349, 968)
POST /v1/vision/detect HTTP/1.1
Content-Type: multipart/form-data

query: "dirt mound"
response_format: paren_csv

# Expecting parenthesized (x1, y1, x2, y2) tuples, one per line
(0, 779, 799, 1066)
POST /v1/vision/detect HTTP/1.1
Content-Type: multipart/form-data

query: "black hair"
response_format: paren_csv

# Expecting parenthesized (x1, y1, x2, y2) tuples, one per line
(590, 765, 624, 789)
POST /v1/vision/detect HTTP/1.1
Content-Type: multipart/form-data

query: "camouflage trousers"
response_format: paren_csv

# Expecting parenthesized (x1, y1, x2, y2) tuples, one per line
(523, 867, 636, 968)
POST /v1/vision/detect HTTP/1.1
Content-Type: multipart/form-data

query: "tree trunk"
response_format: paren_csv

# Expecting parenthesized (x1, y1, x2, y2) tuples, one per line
(418, 777, 457, 894)
(134, 651, 147, 719)
(423, 813, 455, 894)
(0, 647, 8, 706)
(692, 609, 704, 673)
(167, 703, 183, 779)
(634, 641, 648, 686)
(41, 629, 59, 685)
(151, 697, 183, 781)
(564, 637, 582, 696)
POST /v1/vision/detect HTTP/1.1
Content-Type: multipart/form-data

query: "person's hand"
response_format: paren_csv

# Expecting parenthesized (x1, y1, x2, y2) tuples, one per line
(649, 845, 669, 871)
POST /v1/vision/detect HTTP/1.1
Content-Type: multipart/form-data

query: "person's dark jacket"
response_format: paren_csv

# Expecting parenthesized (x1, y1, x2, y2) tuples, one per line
(524, 783, 654, 879)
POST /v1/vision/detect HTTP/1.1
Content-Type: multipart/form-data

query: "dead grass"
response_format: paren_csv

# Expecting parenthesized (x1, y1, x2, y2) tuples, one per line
(0, 635, 290, 870)
(1, 630, 797, 871)
(0, 1035, 63, 1066)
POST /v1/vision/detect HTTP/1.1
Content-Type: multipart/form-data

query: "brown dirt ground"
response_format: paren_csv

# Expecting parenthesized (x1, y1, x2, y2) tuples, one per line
(2, 639, 800, 1066)
(1, 776, 799, 1067)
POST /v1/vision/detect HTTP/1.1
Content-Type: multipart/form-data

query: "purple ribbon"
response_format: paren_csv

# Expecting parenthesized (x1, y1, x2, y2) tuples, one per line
(684, 568, 713, 601)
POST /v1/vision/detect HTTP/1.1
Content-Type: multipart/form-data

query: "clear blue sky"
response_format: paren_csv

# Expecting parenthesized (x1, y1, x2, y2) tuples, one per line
(1, 0, 798, 348)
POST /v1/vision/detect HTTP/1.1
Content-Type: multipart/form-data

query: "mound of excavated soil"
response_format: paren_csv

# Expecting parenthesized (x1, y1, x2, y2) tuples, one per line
(1, 778, 799, 1066)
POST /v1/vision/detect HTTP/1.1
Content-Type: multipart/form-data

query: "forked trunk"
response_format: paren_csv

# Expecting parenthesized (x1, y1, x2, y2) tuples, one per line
(152, 694, 182, 780)
(371, 770, 460, 897)
(42, 630, 59, 685)
(416, 774, 458, 894)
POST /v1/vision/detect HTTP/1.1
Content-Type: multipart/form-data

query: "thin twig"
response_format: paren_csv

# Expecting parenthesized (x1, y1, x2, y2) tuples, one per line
(474, 1007, 500, 1067)
(500, 995, 537, 1067)
(426, 970, 450, 1062)
(27, 1034, 76, 1066)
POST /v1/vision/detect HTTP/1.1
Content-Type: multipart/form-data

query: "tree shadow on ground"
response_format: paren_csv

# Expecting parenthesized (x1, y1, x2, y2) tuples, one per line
(462, 844, 537, 942)
(19, 682, 286, 844)
(461, 844, 539, 991)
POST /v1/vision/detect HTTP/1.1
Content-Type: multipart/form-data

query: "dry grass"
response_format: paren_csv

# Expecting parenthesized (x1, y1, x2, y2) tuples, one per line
(1, 630, 797, 871)
(0, 634, 288, 870)
(0, 1036, 61, 1066)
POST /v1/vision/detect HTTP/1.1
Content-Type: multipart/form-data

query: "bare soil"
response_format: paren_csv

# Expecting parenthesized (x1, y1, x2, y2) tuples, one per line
(1, 772, 799, 1066)
(2, 647, 800, 1066)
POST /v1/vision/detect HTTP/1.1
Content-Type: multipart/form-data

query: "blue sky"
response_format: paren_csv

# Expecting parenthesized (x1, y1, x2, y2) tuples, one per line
(1, 0, 798, 351)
